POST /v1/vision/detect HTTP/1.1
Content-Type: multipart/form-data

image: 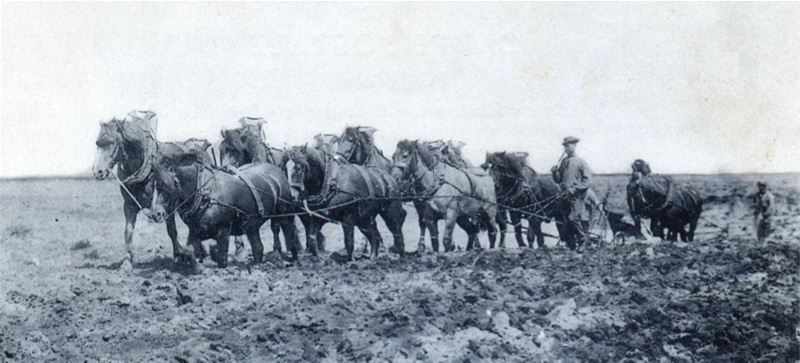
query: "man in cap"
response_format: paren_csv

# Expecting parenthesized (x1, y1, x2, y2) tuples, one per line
(551, 136, 593, 251)
(753, 181, 774, 241)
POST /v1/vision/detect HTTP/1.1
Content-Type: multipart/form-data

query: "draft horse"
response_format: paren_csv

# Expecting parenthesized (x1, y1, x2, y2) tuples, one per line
(92, 111, 212, 263)
(149, 150, 301, 266)
(482, 151, 564, 249)
(282, 145, 406, 261)
(392, 140, 499, 251)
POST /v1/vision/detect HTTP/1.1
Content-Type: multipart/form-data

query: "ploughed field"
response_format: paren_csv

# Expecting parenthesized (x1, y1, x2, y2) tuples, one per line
(0, 174, 798, 362)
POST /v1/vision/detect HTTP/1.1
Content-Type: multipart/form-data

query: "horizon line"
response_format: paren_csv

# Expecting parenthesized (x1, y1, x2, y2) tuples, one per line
(2, 171, 800, 181)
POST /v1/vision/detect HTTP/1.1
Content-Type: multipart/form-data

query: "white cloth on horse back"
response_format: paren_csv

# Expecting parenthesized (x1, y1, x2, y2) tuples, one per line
(127, 110, 157, 132)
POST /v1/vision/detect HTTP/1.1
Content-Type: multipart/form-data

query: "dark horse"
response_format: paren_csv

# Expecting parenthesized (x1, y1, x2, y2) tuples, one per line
(392, 140, 499, 251)
(282, 145, 406, 261)
(482, 152, 564, 249)
(149, 150, 301, 266)
(335, 126, 393, 170)
(92, 111, 213, 264)
(217, 117, 318, 255)
(627, 160, 703, 241)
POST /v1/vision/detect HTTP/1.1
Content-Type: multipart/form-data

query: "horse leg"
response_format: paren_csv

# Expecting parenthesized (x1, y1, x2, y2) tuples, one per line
(427, 211, 441, 253)
(299, 216, 318, 257)
(316, 230, 326, 252)
(380, 201, 406, 257)
(271, 219, 283, 255)
(165, 214, 187, 260)
(528, 217, 546, 249)
(211, 228, 230, 268)
(278, 216, 300, 262)
(122, 202, 139, 264)
(187, 231, 207, 263)
(510, 212, 525, 248)
(495, 209, 507, 248)
(415, 201, 427, 249)
(688, 216, 699, 242)
(442, 208, 458, 252)
(245, 229, 264, 264)
(357, 218, 381, 259)
(342, 216, 356, 261)
(484, 211, 499, 249)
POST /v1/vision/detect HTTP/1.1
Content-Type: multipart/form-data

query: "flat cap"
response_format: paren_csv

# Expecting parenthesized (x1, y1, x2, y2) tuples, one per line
(757, 181, 767, 187)
(562, 136, 580, 145)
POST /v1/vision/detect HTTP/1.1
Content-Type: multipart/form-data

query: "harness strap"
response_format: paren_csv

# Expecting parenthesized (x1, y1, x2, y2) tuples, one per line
(660, 181, 674, 211)
(254, 173, 282, 212)
(181, 165, 208, 218)
(232, 168, 267, 217)
(353, 166, 376, 197)
(458, 166, 476, 195)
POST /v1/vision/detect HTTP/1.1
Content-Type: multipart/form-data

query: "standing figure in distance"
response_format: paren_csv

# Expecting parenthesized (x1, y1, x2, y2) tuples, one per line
(551, 136, 593, 251)
(753, 181, 774, 242)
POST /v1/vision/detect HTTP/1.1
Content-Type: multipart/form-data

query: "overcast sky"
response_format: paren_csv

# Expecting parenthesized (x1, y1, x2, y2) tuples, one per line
(2, 2, 798, 177)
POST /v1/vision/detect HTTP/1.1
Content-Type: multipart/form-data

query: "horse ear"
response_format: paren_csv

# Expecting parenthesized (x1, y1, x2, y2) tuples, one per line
(358, 126, 377, 137)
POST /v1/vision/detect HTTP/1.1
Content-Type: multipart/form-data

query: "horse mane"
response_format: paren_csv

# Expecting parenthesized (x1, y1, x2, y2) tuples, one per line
(343, 126, 374, 146)
(494, 152, 535, 177)
(414, 141, 437, 168)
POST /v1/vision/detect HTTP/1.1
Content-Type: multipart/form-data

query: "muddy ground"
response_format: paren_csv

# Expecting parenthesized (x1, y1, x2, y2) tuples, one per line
(1, 174, 798, 362)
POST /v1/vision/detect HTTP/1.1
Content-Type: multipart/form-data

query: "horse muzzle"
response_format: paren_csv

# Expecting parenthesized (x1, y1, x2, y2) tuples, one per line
(289, 184, 306, 202)
(390, 165, 406, 180)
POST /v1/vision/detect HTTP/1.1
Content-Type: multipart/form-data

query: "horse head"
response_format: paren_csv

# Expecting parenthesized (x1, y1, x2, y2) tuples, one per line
(482, 151, 530, 194)
(92, 118, 125, 179)
(284, 148, 314, 202)
(631, 159, 651, 176)
(391, 139, 420, 184)
(149, 150, 204, 223)
(219, 128, 246, 167)
(336, 126, 376, 164)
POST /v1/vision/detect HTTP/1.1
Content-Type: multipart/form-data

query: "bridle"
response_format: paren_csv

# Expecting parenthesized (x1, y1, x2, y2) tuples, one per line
(337, 135, 360, 163)
(392, 148, 440, 197)
(485, 163, 526, 202)
(115, 121, 158, 185)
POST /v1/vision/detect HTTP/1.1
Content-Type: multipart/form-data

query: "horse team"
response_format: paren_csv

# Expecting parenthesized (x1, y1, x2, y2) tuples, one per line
(92, 111, 704, 267)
